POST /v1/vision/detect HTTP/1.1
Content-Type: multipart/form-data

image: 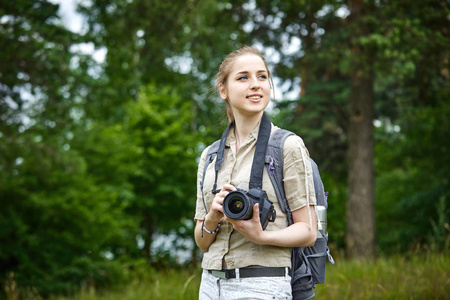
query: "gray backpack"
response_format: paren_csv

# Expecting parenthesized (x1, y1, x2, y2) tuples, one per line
(201, 120, 334, 300)
(266, 128, 335, 299)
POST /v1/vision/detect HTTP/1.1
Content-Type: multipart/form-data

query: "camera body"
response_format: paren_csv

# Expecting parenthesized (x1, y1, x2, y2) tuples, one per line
(223, 188, 276, 230)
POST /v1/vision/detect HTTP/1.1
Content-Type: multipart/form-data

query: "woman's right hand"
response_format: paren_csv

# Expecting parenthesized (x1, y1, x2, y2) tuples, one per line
(205, 184, 236, 224)
(195, 184, 237, 252)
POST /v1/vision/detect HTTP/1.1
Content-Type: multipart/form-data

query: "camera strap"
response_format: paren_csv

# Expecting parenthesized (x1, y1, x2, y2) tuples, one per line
(213, 112, 272, 193)
(249, 113, 271, 190)
(212, 120, 234, 193)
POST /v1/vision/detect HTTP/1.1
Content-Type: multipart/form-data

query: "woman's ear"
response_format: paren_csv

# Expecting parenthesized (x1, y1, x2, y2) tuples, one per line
(218, 83, 227, 101)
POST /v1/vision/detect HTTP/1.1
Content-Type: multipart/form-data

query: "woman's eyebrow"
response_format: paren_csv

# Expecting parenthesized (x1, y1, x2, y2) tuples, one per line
(234, 70, 267, 75)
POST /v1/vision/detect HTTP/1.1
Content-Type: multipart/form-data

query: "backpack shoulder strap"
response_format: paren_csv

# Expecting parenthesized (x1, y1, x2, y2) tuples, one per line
(266, 129, 328, 219)
(266, 128, 295, 224)
(200, 140, 220, 214)
(309, 159, 327, 208)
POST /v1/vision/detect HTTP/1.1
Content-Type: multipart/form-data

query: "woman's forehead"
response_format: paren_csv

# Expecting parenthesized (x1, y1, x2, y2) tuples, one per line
(231, 54, 267, 74)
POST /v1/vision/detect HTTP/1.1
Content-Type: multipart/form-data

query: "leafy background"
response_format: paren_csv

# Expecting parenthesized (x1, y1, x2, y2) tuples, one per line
(0, 0, 448, 297)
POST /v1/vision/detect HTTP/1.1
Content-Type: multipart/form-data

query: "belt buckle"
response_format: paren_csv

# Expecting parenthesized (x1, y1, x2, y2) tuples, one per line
(211, 270, 228, 279)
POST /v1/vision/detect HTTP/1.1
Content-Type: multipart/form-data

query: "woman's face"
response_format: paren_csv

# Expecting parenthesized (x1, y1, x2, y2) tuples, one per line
(219, 54, 271, 119)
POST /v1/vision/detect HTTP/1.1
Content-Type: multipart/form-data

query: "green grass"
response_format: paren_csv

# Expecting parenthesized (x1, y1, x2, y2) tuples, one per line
(49, 252, 449, 300)
(49, 268, 202, 300)
(315, 252, 450, 299)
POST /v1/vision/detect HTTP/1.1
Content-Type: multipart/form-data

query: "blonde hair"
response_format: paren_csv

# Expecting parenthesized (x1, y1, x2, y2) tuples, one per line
(215, 46, 274, 122)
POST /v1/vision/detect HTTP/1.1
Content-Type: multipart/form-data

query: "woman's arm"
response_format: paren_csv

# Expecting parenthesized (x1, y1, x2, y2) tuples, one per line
(194, 184, 236, 252)
(225, 203, 317, 247)
(196, 184, 317, 249)
(194, 219, 218, 253)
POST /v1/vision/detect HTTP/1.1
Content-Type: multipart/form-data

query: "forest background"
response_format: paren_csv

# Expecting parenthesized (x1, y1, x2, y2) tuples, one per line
(0, 0, 449, 298)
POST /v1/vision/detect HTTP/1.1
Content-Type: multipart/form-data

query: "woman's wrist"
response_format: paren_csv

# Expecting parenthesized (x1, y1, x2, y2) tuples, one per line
(203, 219, 221, 233)
(201, 218, 221, 237)
(205, 211, 222, 225)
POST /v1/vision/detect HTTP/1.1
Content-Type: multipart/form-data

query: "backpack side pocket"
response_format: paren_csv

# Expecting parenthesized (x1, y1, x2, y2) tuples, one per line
(291, 254, 315, 300)
(303, 237, 328, 284)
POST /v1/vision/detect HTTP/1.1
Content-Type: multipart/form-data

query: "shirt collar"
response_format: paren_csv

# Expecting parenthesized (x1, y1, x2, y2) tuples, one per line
(225, 121, 263, 147)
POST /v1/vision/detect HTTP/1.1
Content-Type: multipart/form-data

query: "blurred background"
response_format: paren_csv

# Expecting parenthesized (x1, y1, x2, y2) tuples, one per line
(0, 0, 448, 299)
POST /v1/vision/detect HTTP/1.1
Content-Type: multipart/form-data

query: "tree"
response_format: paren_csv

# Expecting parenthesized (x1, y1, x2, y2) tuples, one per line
(0, 0, 137, 295)
(77, 0, 248, 127)
(232, 0, 377, 258)
(0, 135, 137, 296)
(345, 0, 376, 259)
(0, 0, 254, 295)
(231, 0, 449, 258)
(373, 0, 450, 252)
(75, 0, 253, 264)
(124, 84, 199, 264)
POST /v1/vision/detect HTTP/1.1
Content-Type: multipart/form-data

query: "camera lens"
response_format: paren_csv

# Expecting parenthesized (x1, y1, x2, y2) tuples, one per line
(223, 190, 252, 220)
(229, 197, 244, 214)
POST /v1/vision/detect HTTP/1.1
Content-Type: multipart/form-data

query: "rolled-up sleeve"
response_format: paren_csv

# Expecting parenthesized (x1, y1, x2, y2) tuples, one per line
(282, 135, 316, 211)
(194, 146, 209, 220)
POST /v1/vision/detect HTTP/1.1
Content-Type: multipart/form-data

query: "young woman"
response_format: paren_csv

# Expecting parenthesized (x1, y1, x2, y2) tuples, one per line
(194, 46, 317, 299)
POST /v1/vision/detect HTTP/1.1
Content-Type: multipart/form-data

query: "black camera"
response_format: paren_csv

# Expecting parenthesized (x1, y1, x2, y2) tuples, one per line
(223, 188, 276, 230)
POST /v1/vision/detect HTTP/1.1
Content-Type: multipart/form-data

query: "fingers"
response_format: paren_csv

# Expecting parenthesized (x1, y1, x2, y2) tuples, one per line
(225, 203, 261, 228)
(208, 184, 236, 220)
(225, 203, 264, 243)
(214, 184, 236, 201)
(253, 203, 260, 223)
(221, 183, 236, 193)
(210, 196, 224, 214)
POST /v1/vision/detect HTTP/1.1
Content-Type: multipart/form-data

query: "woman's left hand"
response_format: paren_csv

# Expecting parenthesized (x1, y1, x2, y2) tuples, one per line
(224, 203, 266, 244)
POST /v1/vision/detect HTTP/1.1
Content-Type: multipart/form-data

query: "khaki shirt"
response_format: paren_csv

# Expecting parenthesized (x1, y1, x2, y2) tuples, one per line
(195, 122, 316, 270)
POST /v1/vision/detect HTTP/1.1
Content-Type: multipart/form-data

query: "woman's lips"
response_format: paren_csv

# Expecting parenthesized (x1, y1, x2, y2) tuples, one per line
(247, 95, 262, 102)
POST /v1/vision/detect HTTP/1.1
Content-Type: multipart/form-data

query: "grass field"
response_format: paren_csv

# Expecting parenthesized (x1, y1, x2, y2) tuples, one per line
(49, 252, 449, 300)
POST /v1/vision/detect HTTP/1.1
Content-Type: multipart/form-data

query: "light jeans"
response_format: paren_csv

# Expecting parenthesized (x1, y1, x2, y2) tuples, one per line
(199, 269, 292, 300)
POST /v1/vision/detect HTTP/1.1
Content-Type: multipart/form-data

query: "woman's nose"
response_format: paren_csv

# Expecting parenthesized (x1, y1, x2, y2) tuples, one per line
(250, 77, 261, 89)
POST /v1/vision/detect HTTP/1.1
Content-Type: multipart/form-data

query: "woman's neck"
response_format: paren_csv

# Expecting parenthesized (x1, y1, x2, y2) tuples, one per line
(233, 112, 264, 151)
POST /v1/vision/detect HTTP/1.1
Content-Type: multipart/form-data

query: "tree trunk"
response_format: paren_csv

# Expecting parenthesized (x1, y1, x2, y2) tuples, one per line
(346, 67, 376, 260)
(346, 0, 376, 260)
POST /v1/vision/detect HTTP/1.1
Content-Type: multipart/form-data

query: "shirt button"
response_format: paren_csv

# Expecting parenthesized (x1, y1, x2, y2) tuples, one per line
(228, 261, 234, 267)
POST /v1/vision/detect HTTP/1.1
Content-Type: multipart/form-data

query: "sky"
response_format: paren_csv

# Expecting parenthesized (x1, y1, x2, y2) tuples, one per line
(50, 0, 107, 63)
(50, 0, 85, 34)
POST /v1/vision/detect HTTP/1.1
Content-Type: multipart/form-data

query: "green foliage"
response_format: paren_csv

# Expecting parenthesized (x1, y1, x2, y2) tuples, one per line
(1, 0, 75, 108)
(321, 174, 347, 251)
(0, 132, 136, 296)
(1, 0, 449, 297)
(0, 0, 132, 296)
(77, 0, 246, 128)
(124, 84, 199, 261)
(242, 0, 449, 255)
(375, 101, 450, 253)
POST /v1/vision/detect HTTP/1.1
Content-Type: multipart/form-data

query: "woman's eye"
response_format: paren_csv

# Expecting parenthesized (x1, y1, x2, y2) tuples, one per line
(259, 75, 267, 79)
(237, 76, 247, 81)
